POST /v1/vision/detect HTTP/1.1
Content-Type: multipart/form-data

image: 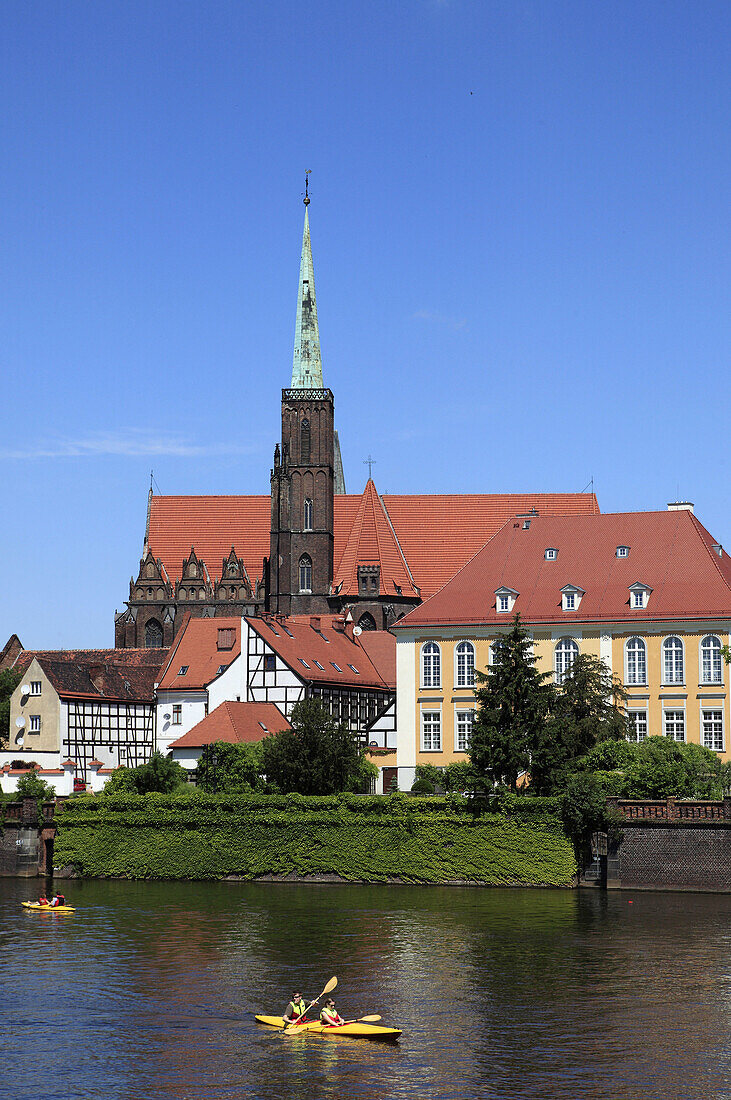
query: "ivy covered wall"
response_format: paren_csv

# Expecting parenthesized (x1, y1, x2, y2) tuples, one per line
(54, 793, 576, 886)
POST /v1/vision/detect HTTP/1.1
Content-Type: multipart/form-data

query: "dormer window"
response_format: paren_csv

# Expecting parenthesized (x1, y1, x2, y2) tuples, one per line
(495, 587, 518, 614)
(616, 546, 630, 558)
(629, 582, 652, 610)
(561, 584, 585, 612)
(544, 548, 558, 561)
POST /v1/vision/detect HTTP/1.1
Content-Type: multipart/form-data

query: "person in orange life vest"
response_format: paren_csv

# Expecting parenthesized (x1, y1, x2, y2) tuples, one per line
(283, 990, 307, 1025)
(38, 895, 49, 906)
(320, 998, 345, 1027)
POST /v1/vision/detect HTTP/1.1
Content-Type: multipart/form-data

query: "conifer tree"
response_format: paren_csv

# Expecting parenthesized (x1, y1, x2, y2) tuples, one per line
(469, 614, 553, 791)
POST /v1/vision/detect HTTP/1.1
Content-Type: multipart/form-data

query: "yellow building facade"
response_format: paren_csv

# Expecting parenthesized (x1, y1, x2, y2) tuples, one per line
(394, 508, 731, 790)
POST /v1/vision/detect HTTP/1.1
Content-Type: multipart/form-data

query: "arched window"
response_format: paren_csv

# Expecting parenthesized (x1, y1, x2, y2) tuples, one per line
(421, 642, 441, 688)
(554, 637, 579, 683)
(299, 554, 312, 592)
(625, 637, 647, 685)
(701, 635, 722, 684)
(300, 418, 311, 463)
(455, 641, 475, 687)
(145, 618, 163, 648)
(303, 498, 313, 531)
(358, 612, 377, 631)
(663, 636, 684, 684)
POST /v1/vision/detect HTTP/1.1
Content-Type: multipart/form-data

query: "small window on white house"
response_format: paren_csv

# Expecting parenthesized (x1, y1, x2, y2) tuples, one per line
(172, 705, 182, 725)
(29, 715, 41, 733)
(616, 546, 630, 558)
(264, 654, 276, 672)
(30, 681, 42, 695)
(544, 548, 558, 561)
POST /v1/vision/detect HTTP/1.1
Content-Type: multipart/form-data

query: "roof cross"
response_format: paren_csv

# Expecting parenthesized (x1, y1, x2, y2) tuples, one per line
(364, 455, 377, 479)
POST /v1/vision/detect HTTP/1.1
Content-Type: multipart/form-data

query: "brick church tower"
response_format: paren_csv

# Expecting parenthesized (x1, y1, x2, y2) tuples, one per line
(268, 182, 345, 613)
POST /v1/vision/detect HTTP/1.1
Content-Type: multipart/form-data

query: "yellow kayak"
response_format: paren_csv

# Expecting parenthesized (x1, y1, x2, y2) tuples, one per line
(22, 902, 76, 913)
(255, 1015, 401, 1041)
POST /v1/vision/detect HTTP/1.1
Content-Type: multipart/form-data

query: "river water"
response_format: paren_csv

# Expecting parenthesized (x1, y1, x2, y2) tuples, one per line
(3, 878, 731, 1099)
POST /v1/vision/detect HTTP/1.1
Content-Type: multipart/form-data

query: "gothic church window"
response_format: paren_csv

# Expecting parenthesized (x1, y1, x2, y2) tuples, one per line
(300, 419, 311, 463)
(299, 554, 312, 593)
(145, 619, 164, 648)
(304, 498, 313, 530)
(358, 613, 377, 632)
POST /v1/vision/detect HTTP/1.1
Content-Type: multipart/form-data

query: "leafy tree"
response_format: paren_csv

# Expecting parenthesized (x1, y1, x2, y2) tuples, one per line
(196, 741, 264, 793)
(102, 752, 188, 795)
(469, 614, 554, 791)
(578, 738, 636, 773)
(560, 772, 623, 857)
(531, 655, 628, 794)
(16, 770, 56, 803)
(260, 699, 366, 795)
(622, 736, 722, 800)
(0, 668, 22, 750)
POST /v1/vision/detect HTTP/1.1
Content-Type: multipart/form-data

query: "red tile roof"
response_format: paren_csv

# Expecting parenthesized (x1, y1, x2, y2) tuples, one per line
(157, 617, 241, 690)
(22, 650, 167, 702)
(168, 701, 291, 748)
(396, 510, 731, 628)
(147, 488, 599, 598)
(333, 480, 417, 596)
(248, 615, 396, 690)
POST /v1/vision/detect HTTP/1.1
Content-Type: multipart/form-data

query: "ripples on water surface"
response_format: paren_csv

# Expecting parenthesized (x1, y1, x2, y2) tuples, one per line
(3, 878, 731, 1099)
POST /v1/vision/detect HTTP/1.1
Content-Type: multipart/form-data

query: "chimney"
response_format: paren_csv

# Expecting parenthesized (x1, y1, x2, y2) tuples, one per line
(87, 665, 105, 693)
(310, 616, 321, 632)
(667, 501, 694, 514)
(332, 616, 346, 633)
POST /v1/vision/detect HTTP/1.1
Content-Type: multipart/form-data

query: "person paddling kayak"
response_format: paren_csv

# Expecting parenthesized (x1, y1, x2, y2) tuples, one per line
(320, 998, 346, 1028)
(282, 990, 308, 1026)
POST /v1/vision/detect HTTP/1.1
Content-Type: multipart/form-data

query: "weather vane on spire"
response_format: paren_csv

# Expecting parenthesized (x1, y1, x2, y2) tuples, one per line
(303, 170, 311, 206)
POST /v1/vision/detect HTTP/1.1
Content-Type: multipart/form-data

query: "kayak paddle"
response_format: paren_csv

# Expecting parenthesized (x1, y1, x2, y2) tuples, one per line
(285, 976, 338, 1030)
(344, 1015, 382, 1024)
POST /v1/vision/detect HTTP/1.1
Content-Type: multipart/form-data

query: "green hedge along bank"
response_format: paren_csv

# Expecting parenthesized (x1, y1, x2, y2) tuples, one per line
(53, 792, 576, 886)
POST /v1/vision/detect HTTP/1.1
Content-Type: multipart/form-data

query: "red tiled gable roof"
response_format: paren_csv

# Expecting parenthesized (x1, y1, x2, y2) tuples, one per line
(147, 489, 599, 598)
(34, 650, 165, 701)
(333, 479, 417, 596)
(168, 701, 291, 749)
(158, 617, 241, 691)
(248, 615, 396, 690)
(396, 510, 731, 628)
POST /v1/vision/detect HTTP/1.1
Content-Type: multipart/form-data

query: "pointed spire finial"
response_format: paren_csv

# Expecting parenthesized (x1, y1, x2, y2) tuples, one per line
(291, 177, 323, 388)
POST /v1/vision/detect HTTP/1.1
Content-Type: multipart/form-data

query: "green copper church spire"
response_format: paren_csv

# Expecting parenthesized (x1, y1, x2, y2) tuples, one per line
(291, 173, 324, 388)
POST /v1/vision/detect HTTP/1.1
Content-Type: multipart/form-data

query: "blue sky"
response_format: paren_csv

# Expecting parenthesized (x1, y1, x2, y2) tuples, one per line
(2, 1, 730, 647)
